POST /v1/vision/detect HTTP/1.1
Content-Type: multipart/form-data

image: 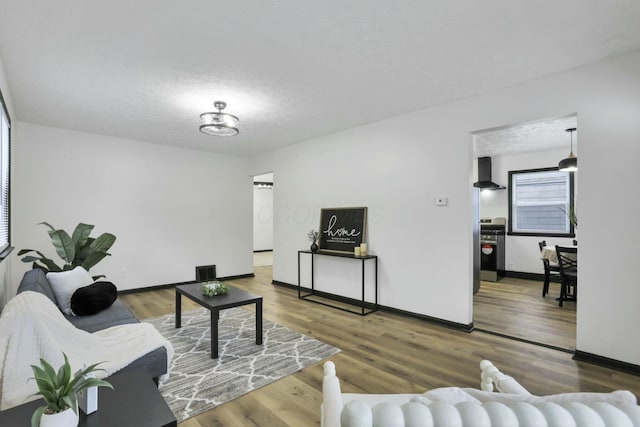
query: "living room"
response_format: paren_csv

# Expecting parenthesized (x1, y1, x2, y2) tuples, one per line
(1, 2, 640, 426)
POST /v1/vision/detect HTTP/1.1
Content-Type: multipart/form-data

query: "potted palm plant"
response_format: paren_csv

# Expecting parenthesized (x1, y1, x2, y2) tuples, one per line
(29, 353, 112, 427)
(18, 222, 116, 280)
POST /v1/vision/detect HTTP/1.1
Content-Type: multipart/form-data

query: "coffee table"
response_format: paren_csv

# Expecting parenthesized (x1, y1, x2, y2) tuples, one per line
(0, 367, 176, 427)
(175, 283, 263, 359)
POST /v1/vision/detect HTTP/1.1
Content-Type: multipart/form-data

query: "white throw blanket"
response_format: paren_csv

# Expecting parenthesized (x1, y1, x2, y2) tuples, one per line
(0, 291, 174, 410)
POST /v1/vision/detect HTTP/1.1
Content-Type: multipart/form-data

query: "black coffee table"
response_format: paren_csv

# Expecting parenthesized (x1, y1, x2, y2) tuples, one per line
(0, 367, 176, 427)
(175, 283, 263, 359)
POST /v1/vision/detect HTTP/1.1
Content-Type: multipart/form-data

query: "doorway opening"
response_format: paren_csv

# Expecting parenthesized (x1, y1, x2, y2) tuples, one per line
(253, 173, 274, 281)
(471, 114, 578, 351)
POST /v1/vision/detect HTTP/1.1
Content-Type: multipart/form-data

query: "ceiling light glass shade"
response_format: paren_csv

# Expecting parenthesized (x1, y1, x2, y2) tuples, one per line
(559, 127, 577, 171)
(558, 154, 577, 171)
(199, 101, 239, 136)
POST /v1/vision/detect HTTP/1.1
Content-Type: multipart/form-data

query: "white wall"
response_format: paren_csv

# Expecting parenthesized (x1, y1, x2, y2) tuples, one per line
(253, 188, 273, 251)
(251, 49, 640, 365)
(10, 122, 253, 294)
(479, 149, 577, 274)
(253, 173, 273, 251)
(0, 55, 14, 309)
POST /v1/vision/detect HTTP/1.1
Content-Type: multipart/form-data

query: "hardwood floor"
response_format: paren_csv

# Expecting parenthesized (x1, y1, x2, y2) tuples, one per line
(473, 277, 576, 350)
(121, 267, 637, 427)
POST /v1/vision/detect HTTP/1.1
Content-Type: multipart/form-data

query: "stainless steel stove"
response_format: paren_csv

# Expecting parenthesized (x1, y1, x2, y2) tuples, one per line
(480, 217, 506, 282)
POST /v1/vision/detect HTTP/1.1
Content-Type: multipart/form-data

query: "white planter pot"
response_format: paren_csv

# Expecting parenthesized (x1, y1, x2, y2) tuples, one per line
(39, 407, 79, 427)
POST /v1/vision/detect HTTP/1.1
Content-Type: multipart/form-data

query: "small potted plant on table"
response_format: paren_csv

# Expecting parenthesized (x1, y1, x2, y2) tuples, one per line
(307, 229, 320, 252)
(29, 353, 112, 427)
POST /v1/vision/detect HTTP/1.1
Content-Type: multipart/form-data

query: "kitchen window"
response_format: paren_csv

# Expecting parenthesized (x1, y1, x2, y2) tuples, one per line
(0, 89, 11, 259)
(508, 167, 575, 237)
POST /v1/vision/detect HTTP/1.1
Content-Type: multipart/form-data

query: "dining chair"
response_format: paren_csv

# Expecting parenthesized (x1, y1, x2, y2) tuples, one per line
(538, 240, 560, 297)
(555, 245, 578, 307)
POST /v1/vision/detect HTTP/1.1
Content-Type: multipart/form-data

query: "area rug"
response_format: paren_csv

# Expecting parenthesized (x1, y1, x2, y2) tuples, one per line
(144, 307, 340, 422)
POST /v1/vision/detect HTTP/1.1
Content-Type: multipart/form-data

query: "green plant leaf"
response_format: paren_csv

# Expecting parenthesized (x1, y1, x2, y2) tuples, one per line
(90, 233, 116, 253)
(73, 378, 113, 393)
(71, 223, 94, 251)
(29, 352, 113, 420)
(22, 222, 116, 274)
(18, 249, 60, 271)
(48, 229, 75, 265)
(19, 250, 62, 272)
(38, 222, 56, 231)
(59, 354, 72, 391)
(63, 392, 77, 414)
(80, 251, 110, 271)
(37, 389, 58, 404)
(35, 258, 62, 272)
(39, 358, 58, 383)
(79, 233, 116, 271)
(31, 405, 46, 427)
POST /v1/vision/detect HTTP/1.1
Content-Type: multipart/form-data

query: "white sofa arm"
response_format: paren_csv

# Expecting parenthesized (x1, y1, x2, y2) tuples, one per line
(322, 361, 343, 427)
(339, 400, 640, 427)
(479, 359, 531, 395)
(322, 360, 640, 427)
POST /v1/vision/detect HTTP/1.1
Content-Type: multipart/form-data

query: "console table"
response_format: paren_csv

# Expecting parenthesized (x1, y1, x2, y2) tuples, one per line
(297, 250, 378, 315)
(0, 367, 176, 427)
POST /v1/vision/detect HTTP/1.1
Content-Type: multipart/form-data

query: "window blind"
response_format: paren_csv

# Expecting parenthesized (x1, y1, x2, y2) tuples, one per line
(511, 170, 571, 234)
(0, 100, 10, 252)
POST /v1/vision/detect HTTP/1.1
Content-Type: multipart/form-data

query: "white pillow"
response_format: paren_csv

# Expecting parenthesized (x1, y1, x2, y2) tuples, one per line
(46, 267, 93, 315)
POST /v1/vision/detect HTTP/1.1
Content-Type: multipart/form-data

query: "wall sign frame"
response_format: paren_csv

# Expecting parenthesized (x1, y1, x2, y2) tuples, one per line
(318, 207, 367, 253)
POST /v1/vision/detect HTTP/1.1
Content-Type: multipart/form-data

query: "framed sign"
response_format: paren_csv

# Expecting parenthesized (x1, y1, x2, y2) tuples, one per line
(319, 207, 367, 253)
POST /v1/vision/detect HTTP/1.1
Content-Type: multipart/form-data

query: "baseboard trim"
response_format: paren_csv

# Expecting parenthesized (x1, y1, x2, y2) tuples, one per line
(118, 273, 255, 294)
(219, 273, 255, 281)
(573, 350, 640, 376)
(474, 328, 573, 354)
(503, 271, 559, 282)
(382, 305, 474, 332)
(271, 280, 473, 332)
(271, 280, 296, 290)
(119, 282, 182, 295)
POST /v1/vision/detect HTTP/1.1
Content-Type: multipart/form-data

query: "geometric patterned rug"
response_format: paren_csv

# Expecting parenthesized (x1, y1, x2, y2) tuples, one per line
(144, 307, 340, 422)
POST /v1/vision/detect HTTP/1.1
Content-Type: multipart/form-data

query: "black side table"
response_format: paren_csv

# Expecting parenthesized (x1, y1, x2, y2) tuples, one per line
(0, 367, 176, 427)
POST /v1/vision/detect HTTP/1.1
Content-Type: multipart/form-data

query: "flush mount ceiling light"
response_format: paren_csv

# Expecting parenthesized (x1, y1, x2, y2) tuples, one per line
(559, 127, 577, 172)
(199, 101, 239, 136)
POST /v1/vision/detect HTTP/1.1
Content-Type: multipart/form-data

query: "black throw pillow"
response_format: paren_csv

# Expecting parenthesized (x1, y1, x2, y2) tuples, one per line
(70, 281, 118, 316)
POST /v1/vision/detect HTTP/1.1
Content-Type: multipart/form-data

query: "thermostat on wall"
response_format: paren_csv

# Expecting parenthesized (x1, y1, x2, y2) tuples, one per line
(435, 196, 448, 206)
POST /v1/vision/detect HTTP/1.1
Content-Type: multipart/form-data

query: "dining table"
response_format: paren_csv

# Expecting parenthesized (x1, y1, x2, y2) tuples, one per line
(540, 245, 577, 264)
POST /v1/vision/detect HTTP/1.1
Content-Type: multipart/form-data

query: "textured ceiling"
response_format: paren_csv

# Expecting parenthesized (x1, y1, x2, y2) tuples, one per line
(473, 115, 578, 158)
(1, 1, 639, 157)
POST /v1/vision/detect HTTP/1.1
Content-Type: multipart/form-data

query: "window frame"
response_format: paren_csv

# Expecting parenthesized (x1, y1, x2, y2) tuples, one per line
(0, 88, 12, 260)
(507, 166, 575, 238)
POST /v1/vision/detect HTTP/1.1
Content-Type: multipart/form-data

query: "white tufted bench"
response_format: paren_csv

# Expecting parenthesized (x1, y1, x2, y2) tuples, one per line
(321, 360, 640, 427)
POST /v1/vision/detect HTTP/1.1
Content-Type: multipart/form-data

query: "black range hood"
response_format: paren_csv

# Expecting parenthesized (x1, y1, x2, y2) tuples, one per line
(473, 157, 505, 190)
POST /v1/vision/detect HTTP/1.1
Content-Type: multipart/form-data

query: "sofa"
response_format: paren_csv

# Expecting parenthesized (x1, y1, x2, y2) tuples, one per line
(17, 268, 167, 383)
(322, 360, 640, 427)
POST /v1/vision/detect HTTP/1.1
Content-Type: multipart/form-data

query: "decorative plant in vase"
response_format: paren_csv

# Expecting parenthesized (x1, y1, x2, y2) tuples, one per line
(307, 229, 320, 252)
(18, 222, 116, 280)
(201, 281, 230, 297)
(29, 353, 112, 427)
(559, 204, 578, 228)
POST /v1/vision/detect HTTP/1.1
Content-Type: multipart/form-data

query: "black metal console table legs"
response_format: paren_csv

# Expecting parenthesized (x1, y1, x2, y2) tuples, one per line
(297, 250, 378, 315)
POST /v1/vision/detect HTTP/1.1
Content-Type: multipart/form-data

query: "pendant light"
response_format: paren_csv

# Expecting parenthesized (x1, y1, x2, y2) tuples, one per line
(559, 127, 577, 172)
(199, 101, 239, 136)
